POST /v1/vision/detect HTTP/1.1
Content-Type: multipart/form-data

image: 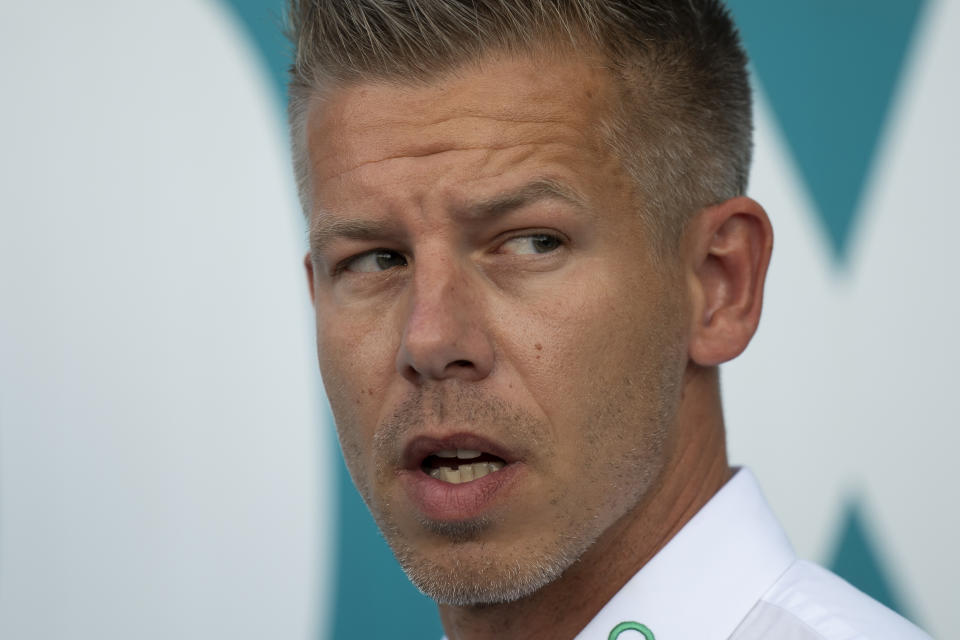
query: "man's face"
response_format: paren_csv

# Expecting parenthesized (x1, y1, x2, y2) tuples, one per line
(305, 50, 690, 605)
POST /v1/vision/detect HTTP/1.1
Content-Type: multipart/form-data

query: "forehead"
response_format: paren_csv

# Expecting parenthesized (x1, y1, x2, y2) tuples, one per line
(304, 50, 620, 190)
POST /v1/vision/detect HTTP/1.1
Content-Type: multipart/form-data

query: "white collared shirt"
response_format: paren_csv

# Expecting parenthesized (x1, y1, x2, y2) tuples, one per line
(439, 469, 932, 639)
(574, 468, 932, 640)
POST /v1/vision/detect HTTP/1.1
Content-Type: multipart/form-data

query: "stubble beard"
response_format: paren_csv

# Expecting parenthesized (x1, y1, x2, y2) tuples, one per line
(385, 516, 585, 607)
(336, 380, 674, 608)
(362, 388, 581, 606)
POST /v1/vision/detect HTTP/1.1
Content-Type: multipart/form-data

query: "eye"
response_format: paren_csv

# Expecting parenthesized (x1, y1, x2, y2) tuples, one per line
(341, 249, 407, 273)
(498, 233, 563, 255)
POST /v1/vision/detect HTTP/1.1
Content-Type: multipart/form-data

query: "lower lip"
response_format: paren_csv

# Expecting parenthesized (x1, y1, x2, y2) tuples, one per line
(398, 463, 524, 521)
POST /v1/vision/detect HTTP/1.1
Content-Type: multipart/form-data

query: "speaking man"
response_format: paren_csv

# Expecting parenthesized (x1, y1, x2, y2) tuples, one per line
(288, 1, 931, 638)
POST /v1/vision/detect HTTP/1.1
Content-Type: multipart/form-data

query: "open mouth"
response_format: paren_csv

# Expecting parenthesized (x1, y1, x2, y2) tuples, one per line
(420, 449, 508, 484)
(401, 436, 521, 518)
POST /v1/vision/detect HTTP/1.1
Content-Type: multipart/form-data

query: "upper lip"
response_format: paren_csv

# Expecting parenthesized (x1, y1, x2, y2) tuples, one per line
(401, 433, 518, 470)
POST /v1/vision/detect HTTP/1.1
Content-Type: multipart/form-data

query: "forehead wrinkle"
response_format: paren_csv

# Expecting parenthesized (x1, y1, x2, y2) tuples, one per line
(314, 144, 487, 187)
(316, 135, 594, 192)
(311, 108, 594, 186)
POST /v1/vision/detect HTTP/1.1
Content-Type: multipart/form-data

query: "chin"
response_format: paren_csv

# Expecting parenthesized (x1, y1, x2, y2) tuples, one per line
(384, 524, 593, 607)
(400, 549, 567, 607)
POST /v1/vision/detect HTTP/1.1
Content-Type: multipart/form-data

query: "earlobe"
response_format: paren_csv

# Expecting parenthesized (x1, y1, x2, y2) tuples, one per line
(304, 252, 317, 306)
(686, 197, 773, 366)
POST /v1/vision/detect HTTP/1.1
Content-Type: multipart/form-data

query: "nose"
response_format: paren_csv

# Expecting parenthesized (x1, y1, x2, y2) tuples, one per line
(395, 256, 495, 384)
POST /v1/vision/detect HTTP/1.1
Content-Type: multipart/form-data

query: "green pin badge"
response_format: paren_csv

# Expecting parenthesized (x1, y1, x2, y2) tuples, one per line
(608, 621, 655, 640)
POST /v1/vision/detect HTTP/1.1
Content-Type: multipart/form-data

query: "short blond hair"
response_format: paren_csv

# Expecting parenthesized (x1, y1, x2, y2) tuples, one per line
(286, 0, 752, 248)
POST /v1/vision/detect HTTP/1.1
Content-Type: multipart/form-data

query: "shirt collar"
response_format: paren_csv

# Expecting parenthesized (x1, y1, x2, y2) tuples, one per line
(574, 468, 796, 640)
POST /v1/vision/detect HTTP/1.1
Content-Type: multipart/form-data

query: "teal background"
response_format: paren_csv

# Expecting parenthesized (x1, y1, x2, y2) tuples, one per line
(220, 1, 929, 635)
(727, 0, 927, 262)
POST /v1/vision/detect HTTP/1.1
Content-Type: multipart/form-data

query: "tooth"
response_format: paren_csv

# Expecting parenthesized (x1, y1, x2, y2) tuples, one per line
(456, 449, 482, 459)
(435, 450, 457, 458)
(432, 461, 508, 484)
(442, 467, 461, 483)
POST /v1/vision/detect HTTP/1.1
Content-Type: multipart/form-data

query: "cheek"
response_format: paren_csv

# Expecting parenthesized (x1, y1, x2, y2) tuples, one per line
(314, 322, 386, 501)
(516, 275, 683, 430)
(315, 308, 398, 437)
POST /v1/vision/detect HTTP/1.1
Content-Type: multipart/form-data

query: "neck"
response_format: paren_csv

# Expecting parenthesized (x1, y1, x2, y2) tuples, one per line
(437, 365, 731, 640)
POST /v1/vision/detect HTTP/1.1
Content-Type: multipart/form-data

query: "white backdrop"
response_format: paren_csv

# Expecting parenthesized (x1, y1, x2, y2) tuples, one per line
(0, 1, 331, 638)
(725, 2, 960, 635)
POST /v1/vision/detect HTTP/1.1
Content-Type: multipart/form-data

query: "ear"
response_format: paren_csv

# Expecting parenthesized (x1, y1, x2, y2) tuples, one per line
(304, 251, 317, 306)
(684, 196, 773, 366)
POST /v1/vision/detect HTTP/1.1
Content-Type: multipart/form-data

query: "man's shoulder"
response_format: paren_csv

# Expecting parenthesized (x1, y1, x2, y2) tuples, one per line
(730, 560, 932, 640)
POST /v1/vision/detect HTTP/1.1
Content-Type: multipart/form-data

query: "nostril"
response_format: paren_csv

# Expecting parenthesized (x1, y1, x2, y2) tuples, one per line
(451, 360, 472, 368)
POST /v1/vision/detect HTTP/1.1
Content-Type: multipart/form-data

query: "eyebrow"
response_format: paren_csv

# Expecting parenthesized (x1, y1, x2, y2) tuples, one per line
(309, 216, 401, 254)
(308, 178, 587, 253)
(459, 178, 588, 221)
